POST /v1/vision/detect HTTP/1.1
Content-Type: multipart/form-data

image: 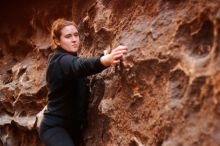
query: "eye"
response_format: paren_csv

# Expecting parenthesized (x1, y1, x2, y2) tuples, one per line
(74, 33, 79, 37)
(64, 34, 72, 38)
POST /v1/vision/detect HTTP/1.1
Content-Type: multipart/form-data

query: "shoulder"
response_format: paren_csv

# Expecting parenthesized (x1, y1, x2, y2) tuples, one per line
(58, 53, 78, 66)
(48, 51, 78, 64)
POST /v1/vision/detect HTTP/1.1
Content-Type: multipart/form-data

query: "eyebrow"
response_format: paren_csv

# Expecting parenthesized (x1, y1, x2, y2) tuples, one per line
(64, 32, 78, 36)
(64, 33, 72, 37)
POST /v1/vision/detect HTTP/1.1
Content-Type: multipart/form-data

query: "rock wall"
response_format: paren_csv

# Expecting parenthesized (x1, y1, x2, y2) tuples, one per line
(0, 0, 72, 145)
(0, 0, 220, 146)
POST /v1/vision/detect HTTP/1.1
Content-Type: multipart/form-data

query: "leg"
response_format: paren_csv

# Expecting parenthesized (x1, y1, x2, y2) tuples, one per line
(41, 126, 75, 146)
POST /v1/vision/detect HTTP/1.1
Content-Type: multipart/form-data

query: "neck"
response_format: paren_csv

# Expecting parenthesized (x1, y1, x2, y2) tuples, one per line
(56, 47, 78, 56)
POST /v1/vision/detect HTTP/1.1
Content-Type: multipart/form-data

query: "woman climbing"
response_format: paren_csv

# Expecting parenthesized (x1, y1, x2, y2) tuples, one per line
(39, 18, 128, 146)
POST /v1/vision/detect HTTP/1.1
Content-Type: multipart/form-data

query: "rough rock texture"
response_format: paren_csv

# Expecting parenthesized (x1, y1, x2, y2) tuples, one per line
(0, 0, 72, 145)
(1, 0, 220, 146)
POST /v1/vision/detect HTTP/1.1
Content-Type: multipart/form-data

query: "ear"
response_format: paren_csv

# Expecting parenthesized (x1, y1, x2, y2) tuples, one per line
(54, 38, 60, 46)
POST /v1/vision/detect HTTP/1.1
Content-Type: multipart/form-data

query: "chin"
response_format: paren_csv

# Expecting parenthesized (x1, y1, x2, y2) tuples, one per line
(71, 48, 78, 52)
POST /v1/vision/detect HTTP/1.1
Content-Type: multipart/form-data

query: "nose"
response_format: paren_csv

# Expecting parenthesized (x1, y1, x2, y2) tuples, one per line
(71, 36, 77, 42)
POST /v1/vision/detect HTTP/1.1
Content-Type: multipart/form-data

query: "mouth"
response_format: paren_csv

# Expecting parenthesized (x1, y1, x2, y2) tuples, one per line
(72, 44, 78, 47)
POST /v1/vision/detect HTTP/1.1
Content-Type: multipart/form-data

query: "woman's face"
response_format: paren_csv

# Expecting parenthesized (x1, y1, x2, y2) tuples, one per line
(57, 25, 80, 53)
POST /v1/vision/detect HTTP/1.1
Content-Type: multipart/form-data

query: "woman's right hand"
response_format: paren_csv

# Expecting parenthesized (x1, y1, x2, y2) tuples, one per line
(100, 45, 128, 67)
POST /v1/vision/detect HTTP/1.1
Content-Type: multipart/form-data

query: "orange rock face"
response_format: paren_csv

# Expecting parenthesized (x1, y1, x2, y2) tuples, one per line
(1, 0, 220, 146)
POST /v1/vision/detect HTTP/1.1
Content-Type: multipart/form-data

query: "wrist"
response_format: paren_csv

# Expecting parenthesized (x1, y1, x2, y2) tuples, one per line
(100, 55, 111, 67)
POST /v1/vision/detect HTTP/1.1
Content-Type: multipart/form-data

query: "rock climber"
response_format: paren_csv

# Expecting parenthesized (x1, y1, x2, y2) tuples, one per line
(39, 18, 128, 146)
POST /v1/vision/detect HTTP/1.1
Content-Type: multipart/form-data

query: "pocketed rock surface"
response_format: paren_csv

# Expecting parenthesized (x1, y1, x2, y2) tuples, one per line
(0, 0, 220, 146)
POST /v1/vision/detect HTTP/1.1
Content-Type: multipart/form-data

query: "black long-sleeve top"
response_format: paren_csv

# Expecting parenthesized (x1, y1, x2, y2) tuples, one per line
(42, 47, 108, 127)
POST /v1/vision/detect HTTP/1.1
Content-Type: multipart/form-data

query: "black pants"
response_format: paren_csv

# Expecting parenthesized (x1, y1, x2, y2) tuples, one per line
(39, 122, 81, 146)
